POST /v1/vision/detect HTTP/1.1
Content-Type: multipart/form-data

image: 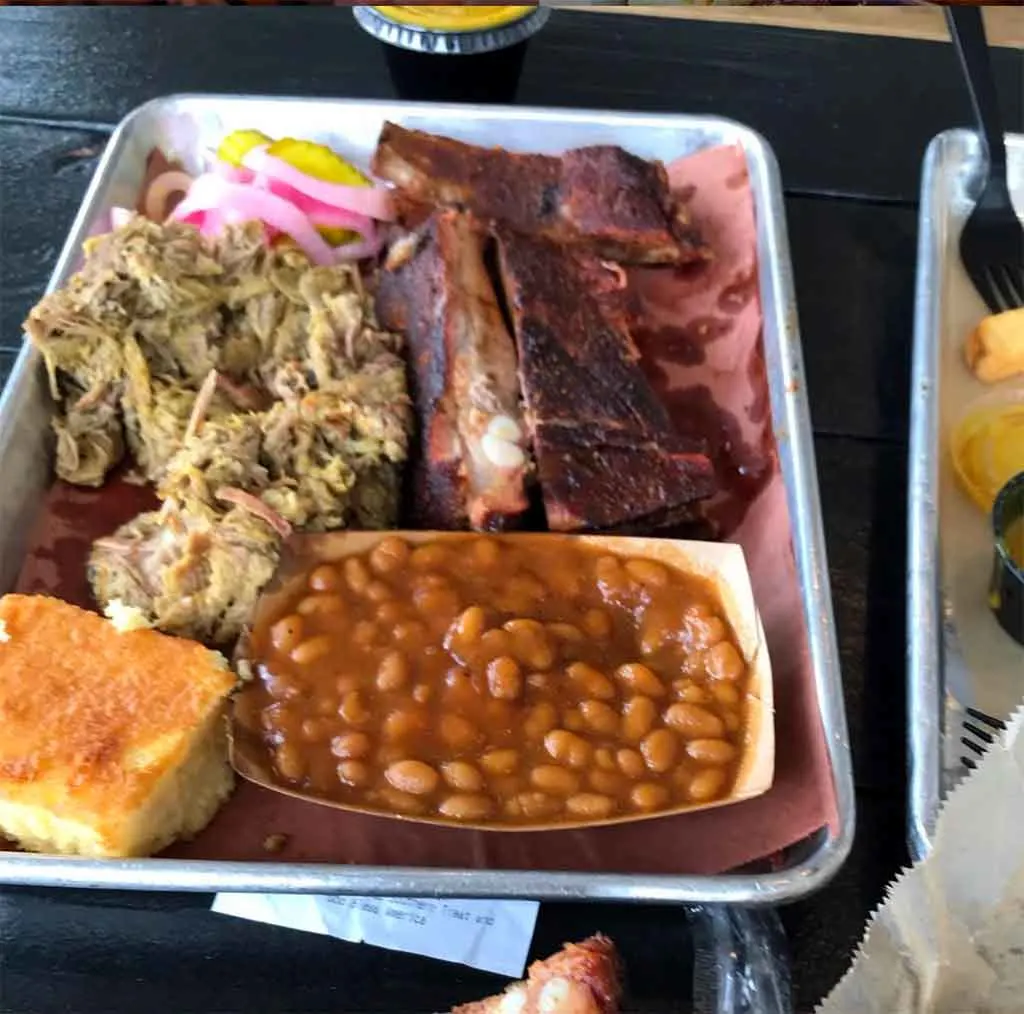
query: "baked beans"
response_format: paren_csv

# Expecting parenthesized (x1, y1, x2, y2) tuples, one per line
(376, 651, 410, 692)
(331, 732, 371, 759)
(566, 793, 615, 819)
(440, 760, 483, 792)
(241, 534, 751, 827)
(290, 635, 331, 666)
(297, 594, 345, 617)
(438, 793, 492, 821)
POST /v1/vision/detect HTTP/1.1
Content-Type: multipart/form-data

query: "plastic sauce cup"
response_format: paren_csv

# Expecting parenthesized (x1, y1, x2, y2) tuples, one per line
(353, 5, 551, 104)
(990, 469, 1024, 647)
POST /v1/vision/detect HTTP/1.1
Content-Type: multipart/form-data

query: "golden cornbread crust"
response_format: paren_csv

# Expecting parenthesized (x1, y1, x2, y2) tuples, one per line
(0, 594, 237, 858)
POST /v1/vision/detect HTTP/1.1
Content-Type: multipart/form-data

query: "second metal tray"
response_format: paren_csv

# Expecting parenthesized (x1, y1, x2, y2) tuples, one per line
(0, 95, 853, 903)
(907, 128, 1024, 860)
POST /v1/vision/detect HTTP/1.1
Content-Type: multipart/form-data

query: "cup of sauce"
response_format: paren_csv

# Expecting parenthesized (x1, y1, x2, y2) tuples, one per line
(353, 5, 550, 104)
(990, 470, 1024, 646)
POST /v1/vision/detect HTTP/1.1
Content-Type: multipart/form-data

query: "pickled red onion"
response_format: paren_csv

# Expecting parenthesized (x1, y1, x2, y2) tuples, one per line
(261, 178, 376, 232)
(211, 160, 254, 184)
(198, 208, 226, 240)
(332, 233, 384, 262)
(172, 174, 338, 265)
(144, 170, 195, 222)
(241, 147, 395, 222)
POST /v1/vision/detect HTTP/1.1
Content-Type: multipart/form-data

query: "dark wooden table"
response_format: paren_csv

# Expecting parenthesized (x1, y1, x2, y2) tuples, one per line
(0, 8, 1021, 1013)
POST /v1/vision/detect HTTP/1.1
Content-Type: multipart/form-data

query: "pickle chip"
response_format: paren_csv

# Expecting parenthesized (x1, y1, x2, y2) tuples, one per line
(216, 129, 273, 167)
(266, 138, 370, 245)
(266, 138, 369, 187)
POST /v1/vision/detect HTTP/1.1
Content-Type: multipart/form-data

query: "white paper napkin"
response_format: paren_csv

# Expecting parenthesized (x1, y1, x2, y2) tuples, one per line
(211, 892, 539, 977)
(817, 699, 1024, 1013)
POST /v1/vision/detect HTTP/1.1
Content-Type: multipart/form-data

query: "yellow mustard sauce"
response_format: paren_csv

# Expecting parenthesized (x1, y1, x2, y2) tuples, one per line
(950, 401, 1024, 513)
(371, 5, 535, 32)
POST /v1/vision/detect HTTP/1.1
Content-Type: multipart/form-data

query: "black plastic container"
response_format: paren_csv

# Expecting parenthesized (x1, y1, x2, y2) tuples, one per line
(990, 470, 1024, 646)
(353, 5, 549, 105)
(379, 38, 529, 104)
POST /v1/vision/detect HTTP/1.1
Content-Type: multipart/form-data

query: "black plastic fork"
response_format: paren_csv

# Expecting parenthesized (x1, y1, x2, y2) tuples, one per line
(960, 707, 1007, 771)
(948, 8, 1024, 315)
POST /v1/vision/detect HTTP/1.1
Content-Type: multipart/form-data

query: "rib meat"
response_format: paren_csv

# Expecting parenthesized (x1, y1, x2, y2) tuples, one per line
(372, 122, 706, 266)
(495, 226, 715, 533)
(377, 211, 529, 531)
(451, 935, 622, 1014)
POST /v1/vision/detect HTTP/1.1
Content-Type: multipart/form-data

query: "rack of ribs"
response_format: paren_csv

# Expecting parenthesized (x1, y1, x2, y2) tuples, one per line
(376, 211, 530, 531)
(372, 122, 707, 266)
(494, 226, 715, 533)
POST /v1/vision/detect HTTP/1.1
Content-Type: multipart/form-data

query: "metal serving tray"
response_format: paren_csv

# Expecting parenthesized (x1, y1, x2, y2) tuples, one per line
(0, 95, 853, 901)
(908, 128, 1024, 861)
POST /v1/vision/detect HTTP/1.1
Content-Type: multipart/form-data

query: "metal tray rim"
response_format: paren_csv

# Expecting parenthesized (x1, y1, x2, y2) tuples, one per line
(906, 129, 954, 862)
(906, 127, 1024, 861)
(0, 93, 854, 903)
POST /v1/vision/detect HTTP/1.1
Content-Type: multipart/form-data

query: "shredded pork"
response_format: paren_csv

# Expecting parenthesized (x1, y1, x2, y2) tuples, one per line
(27, 216, 412, 643)
(88, 504, 282, 646)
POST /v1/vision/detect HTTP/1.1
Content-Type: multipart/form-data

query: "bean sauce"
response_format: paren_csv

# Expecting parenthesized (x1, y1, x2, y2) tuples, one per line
(240, 535, 751, 827)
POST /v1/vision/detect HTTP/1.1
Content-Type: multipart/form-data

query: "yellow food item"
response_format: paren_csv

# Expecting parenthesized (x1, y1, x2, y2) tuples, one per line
(964, 307, 1024, 384)
(951, 400, 1024, 511)
(266, 137, 369, 188)
(218, 131, 371, 247)
(0, 595, 236, 858)
(266, 137, 370, 245)
(216, 128, 272, 167)
(371, 5, 533, 32)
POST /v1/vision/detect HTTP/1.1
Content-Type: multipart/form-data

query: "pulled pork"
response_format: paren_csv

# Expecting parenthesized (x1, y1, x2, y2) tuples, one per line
(88, 503, 282, 646)
(26, 216, 412, 643)
(27, 217, 410, 487)
(27, 219, 223, 484)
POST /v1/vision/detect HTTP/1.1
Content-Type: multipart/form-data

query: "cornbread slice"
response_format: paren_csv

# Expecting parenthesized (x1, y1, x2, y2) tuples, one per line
(0, 594, 236, 858)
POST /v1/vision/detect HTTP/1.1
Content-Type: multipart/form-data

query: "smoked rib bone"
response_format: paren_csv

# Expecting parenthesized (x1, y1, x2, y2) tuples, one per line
(376, 211, 529, 531)
(372, 122, 707, 266)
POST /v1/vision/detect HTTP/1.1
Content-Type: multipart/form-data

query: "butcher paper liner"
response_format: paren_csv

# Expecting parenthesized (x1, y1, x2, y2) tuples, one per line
(12, 142, 838, 875)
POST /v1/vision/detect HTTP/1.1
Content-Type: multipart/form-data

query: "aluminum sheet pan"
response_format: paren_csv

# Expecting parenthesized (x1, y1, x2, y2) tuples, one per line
(907, 128, 1024, 861)
(0, 95, 852, 902)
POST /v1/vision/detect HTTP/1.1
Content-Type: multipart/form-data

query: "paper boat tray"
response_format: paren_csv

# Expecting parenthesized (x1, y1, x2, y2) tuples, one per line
(232, 530, 775, 832)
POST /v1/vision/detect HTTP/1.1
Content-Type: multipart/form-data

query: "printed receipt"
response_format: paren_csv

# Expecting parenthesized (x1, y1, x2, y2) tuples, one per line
(211, 893, 539, 977)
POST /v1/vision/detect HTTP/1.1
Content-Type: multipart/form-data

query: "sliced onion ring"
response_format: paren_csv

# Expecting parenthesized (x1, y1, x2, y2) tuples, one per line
(172, 174, 339, 265)
(144, 169, 195, 222)
(332, 233, 383, 262)
(211, 160, 255, 184)
(241, 147, 395, 222)
(262, 179, 375, 232)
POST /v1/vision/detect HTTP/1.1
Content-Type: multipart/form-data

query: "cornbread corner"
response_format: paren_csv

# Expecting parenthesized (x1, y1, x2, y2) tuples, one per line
(0, 594, 237, 858)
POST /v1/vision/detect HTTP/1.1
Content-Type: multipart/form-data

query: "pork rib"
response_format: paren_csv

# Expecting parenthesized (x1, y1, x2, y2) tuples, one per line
(451, 934, 622, 1014)
(495, 226, 715, 533)
(377, 211, 529, 531)
(372, 122, 706, 266)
